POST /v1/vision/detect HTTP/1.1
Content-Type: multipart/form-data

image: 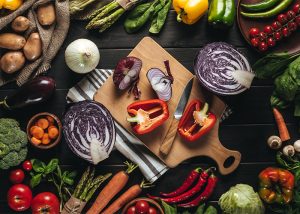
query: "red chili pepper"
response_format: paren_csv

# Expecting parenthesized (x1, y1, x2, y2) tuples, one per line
(149, 168, 211, 203)
(178, 100, 216, 142)
(127, 99, 169, 135)
(177, 173, 218, 208)
(160, 167, 202, 198)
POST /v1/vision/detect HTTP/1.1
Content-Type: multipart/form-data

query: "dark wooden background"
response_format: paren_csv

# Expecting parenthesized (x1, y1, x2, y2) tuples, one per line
(0, 5, 296, 214)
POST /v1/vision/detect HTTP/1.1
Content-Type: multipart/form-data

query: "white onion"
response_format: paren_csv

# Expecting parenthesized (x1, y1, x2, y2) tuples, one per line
(65, 39, 100, 74)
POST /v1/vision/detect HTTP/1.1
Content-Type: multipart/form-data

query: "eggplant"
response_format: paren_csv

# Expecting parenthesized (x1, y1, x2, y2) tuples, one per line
(0, 76, 56, 110)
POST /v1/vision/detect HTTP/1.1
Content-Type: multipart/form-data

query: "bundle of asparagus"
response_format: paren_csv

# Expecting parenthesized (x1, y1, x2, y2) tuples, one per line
(86, 0, 140, 32)
(62, 167, 112, 214)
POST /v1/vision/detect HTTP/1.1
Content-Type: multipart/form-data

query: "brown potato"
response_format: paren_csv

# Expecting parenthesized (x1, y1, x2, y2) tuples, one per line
(11, 16, 30, 33)
(0, 33, 26, 50)
(37, 3, 56, 26)
(0, 51, 25, 74)
(23, 32, 42, 61)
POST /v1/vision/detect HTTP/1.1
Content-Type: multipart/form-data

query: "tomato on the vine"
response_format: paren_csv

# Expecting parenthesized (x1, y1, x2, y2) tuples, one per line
(148, 207, 158, 214)
(249, 27, 260, 38)
(22, 160, 32, 171)
(9, 169, 25, 184)
(277, 14, 288, 24)
(126, 206, 136, 214)
(259, 42, 268, 52)
(263, 25, 273, 35)
(135, 200, 150, 214)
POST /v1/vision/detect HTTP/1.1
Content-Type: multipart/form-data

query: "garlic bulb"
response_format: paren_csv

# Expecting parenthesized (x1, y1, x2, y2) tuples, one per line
(283, 145, 295, 157)
(65, 39, 100, 74)
(267, 136, 282, 150)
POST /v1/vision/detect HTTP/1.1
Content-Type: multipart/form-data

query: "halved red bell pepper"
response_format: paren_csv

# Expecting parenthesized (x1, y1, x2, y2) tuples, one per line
(127, 99, 169, 135)
(178, 100, 216, 142)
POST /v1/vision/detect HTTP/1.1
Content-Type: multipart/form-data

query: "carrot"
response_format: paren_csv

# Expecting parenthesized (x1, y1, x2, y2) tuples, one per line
(48, 126, 59, 139)
(42, 133, 51, 145)
(46, 115, 55, 124)
(86, 162, 138, 214)
(101, 180, 152, 214)
(273, 108, 290, 141)
(31, 137, 42, 145)
(37, 118, 49, 129)
(32, 126, 44, 139)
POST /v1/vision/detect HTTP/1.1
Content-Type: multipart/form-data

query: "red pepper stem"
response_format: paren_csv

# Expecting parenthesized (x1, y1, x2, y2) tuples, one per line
(193, 103, 209, 126)
(194, 167, 202, 173)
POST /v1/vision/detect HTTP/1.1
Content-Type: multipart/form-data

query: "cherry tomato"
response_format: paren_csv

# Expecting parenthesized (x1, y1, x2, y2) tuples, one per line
(282, 27, 290, 37)
(31, 192, 60, 214)
(271, 21, 282, 31)
(277, 14, 288, 24)
(258, 32, 267, 41)
(135, 200, 150, 214)
(267, 37, 276, 48)
(263, 25, 273, 34)
(286, 10, 296, 21)
(295, 16, 300, 26)
(7, 184, 32, 212)
(249, 27, 260, 38)
(288, 21, 298, 31)
(9, 169, 25, 184)
(259, 42, 268, 52)
(250, 38, 260, 47)
(274, 31, 282, 41)
(293, 3, 300, 14)
(148, 207, 158, 214)
(22, 160, 32, 171)
(126, 206, 136, 214)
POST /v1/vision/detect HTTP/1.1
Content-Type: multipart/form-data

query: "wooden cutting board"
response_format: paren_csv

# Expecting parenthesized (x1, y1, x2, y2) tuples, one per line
(94, 37, 241, 175)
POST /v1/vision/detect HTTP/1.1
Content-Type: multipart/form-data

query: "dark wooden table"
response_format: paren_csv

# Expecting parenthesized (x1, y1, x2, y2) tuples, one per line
(0, 7, 295, 214)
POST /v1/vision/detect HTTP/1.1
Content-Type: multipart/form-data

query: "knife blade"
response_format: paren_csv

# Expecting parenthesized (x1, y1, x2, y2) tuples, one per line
(159, 78, 194, 155)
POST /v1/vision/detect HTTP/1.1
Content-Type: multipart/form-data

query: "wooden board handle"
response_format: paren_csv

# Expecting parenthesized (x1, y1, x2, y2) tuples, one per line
(159, 118, 179, 156)
(212, 143, 241, 175)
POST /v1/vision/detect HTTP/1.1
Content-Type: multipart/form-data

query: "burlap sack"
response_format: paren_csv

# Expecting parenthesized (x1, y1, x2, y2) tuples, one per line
(61, 196, 87, 214)
(0, 0, 69, 87)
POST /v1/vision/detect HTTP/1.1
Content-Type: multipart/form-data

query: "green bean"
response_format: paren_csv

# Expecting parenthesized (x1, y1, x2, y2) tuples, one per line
(241, 0, 281, 12)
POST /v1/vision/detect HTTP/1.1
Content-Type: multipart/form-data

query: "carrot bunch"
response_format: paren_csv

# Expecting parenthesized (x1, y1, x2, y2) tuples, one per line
(30, 116, 59, 145)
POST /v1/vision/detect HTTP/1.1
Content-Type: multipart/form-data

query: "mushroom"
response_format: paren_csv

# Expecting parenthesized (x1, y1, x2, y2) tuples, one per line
(294, 140, 300, 153)
(283, 145, 295, 157)
(267, 136, 282, 150)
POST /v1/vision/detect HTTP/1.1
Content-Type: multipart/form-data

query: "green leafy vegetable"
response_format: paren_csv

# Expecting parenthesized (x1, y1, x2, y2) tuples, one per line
(219, 184, 265, 214)
(149, 0, 171, 34)
(204, 205, 218, 214)
(0, 118, 28, 170)
(161, 200, 177, 214)
(30, 159, 77, 211)
(253, 52, 300, 79)
(274, 68, 298, 102)
(196, 204, 205, 214)
(270, 92, 290, 109)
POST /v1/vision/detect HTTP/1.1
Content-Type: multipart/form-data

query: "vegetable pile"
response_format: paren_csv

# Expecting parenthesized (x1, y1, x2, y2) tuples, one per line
(0, 118, 28, 170)
(63, 100, 116, 165)
(195, 42, 253, 95)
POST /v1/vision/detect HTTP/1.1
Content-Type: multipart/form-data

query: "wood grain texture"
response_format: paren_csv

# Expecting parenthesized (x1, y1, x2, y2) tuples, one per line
(159, 117, 179, 155)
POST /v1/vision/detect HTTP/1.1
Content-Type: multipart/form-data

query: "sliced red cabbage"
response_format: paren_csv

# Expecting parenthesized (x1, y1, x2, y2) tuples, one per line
(63, 100, 115, 164)
(194, 42, 253, 95)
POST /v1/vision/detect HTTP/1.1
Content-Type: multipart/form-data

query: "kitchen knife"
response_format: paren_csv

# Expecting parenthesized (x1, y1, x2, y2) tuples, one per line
(159, 78, 194, 155)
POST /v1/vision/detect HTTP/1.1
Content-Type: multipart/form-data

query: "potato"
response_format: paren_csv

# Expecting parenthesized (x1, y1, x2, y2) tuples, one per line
(0, 33, 26, 50)
(37, 3, 56, 26)
(0, 51, 25, 74)
(23, 32, 42, 61)
(11, 16, 30, 33)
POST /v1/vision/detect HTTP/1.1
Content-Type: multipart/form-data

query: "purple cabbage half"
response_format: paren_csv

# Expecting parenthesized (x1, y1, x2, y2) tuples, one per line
(63, 100, 116, 165)
(194, 42, 254, 95)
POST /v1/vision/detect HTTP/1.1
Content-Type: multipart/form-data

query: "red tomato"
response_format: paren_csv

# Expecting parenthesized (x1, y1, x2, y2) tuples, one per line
(9, 169, 25, 184)
(126, 206, 136, 214)
(31, 192, 60, 214)
(148, 207, 158, 214)
(249, 27, 260, 38)
(7, 184, 32, 211)
(22, 160, 32, 171)
(135, 200, 150, 214)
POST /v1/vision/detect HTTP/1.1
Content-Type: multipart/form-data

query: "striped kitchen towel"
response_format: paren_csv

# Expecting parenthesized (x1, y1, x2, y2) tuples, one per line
(66, 69, 232, 183)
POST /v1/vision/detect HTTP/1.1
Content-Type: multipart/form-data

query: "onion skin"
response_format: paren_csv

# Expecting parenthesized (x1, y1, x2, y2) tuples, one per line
(113, 57, 142, 90)
(0, 76, 56, 110)
(63, 100, 116, 164)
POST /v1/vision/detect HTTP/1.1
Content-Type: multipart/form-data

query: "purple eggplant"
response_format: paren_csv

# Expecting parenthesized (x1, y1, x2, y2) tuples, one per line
(0, 76, 56, 110)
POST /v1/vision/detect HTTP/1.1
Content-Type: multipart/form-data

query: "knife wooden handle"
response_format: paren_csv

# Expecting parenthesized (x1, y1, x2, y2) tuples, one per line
(159, 118, 179, 156)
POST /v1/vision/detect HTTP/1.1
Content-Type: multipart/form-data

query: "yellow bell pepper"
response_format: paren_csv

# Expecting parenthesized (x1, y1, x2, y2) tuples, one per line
(0, 0, 4, 9)
(3, 0, 23, 11)
(173, 0, 209, 25)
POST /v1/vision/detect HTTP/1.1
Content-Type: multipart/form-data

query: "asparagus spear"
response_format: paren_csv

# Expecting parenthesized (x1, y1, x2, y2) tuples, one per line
(85, 173, 112, 202)
(73, 166, 90, 198)
(70, 0, 98, 15)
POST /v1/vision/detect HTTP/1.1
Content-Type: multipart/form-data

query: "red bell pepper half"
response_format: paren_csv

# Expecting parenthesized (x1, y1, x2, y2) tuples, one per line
(127, 99, 169, 135)
(178, 99, 216, 142)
